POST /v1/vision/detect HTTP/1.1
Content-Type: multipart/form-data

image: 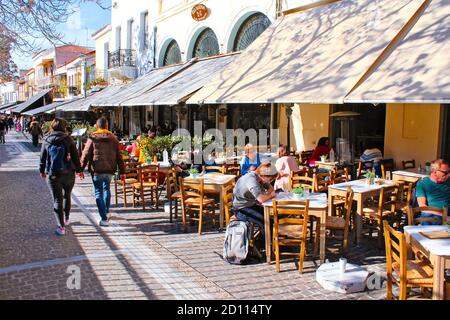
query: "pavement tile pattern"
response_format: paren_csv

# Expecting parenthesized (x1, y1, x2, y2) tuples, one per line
(0, 131, 391, 300)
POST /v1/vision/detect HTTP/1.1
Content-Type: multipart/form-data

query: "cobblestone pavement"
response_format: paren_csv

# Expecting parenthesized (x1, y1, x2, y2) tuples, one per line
(0, 131, 390, 300)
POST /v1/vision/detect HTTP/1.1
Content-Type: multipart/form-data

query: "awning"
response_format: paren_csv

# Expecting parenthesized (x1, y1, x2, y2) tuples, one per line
(22, 99, 80, 116)
(93, 64, 187, 107)
(13, 89, 52, 113)
(123, 54, 239, 106)
(56, 86, 124, 112)
(186, 0, 427, 105)
(0, 102, 17, 112)
(345, 0, 450, 104)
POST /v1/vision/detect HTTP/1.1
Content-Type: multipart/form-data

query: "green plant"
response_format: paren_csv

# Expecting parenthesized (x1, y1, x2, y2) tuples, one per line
(139, 135, 183, 162)
(292, 187, 304, 194)
(188, 168, 199, 176)
(365, 171, 376, 179)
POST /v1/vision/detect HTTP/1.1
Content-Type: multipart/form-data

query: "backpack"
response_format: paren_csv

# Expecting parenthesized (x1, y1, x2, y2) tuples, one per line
(223, 220, 251, 265)
(46, 138, 72, 176)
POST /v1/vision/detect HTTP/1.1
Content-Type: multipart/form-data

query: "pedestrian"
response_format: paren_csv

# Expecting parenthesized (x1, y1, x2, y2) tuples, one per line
(39, 118, 84, 236)
(7, 116, 14, 130)
(0, 116, 7, 144)
(80, 117, 125, 226)
(29, 117, 43, 147)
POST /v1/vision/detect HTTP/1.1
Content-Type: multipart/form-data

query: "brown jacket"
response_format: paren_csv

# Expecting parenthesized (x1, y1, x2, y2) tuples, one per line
(80, 131, 125, 175)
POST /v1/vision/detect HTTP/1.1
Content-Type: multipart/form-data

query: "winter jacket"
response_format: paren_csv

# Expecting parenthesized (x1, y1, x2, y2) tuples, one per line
(39, 131, 82, 174)
(80, 130, 125, 175)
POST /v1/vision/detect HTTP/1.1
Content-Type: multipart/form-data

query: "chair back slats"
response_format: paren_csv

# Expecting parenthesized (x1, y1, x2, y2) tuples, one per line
(357, 160, 374, 179)
(139, 163, 159, 184)
(407, 206, 448, 225)
(401, 160, 416, 170)
(343, 187, 355, 224)
(381, 159, 395, 179)
(299, 150, 313, 166)
(203, 165, 225, 174)
(383, 220, 407, 279)
(332, 168, 349, 184)
(290, 171, 314, 191)
(273, 200, 310, 235)
(224, 163, 240, 177)
(315, 172, 331, 193)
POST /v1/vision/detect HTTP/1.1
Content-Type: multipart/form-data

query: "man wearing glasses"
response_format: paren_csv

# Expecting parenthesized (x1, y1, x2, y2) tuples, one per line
(415, 159, 450, 225)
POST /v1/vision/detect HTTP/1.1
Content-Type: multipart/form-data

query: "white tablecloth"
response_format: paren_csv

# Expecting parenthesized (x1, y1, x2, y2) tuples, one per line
(404, 225, 450, 256)
(262, 192, 327, 209)
(328, 179, 396, 193)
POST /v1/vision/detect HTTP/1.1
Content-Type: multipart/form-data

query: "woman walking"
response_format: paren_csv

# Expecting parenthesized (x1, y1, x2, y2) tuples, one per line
(39, 118, 84, 236)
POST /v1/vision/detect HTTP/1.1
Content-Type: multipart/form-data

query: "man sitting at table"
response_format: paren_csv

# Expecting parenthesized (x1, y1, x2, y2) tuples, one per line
(415, 158, 450, 225)
(233, 161, 277, 234)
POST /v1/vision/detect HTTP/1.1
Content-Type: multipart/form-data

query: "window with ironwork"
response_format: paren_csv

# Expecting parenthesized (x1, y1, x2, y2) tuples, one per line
(233, 13, 271, 51)
(193, 28, 219, 58)
(163, 40, 181, 66)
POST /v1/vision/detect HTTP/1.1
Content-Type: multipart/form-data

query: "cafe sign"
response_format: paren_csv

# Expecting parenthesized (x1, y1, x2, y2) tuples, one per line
(191, 4, 209, 21)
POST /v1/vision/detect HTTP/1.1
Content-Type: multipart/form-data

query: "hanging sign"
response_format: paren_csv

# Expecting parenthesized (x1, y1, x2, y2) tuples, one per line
(191, 4, 209, 21)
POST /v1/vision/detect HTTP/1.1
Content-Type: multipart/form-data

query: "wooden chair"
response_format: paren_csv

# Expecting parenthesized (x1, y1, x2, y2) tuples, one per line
(315, 187, 354, 255)
(381, 158, 395, 180)
(362, 185, 400, 246)
(203, 164, 225, 174)
(357, 160, 374, 179)
(406, 206, 448, 226)
(166, 168, 181, 223)
(114, 160, 141, 207)
(224, 163, 241, 177)
(314, 172, 331, 193)
(331, 168, 349, 185)
(179, 178, 217, 235)
(395, 180, 418, 215)
(299, 150, 313, 166)
(402, 160, 416, 170)
(272, 199, 310, 273)
(222, 180, 235, 226)
(289, 170, 314, 191)
(132, 163, 160, 211)
(383, 220, 434, 300)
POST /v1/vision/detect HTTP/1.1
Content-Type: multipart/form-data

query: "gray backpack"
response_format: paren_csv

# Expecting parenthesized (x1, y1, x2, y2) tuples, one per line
(223, 220, 251, 264)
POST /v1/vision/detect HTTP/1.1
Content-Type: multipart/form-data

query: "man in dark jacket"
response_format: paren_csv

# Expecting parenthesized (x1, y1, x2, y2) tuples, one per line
(40, 118, 84, 236)
(80, 117, 125, 226)
(29, 117, 43, 147)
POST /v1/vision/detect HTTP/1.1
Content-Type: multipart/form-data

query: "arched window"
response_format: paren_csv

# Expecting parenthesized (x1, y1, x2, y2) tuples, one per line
(193, 28, 219, 58)
(163, 40, 181, 66)
(233, 13, 271, 51)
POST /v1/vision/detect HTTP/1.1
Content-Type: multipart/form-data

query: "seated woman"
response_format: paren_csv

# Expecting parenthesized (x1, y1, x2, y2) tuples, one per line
(240, 144, 262, 175)
(274, 144, 299, 191)
(309, 137, 331, 165)
(130, 135, 141, 160)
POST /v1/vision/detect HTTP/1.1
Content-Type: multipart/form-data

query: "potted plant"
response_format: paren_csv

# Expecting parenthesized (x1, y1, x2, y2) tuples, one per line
(292, 187, 304, 200)
(365, 171, 376, 185)
(188, 168, 199, 178)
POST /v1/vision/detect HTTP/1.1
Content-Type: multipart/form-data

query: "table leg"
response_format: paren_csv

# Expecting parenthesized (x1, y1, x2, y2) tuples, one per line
(219, 187, 224, 229)
(356, 197, 363, 246)
(264, 206, 272, 263)
(320, 209, 326, 264)
(432, 255, 445, 300)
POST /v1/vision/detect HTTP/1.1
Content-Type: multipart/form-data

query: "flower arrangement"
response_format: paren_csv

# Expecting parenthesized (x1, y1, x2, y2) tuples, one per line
(365, 171, 376, 184)
(292, 187, 304, 200)
(188, 168, 199, 178)
(139, 135, 183, 163)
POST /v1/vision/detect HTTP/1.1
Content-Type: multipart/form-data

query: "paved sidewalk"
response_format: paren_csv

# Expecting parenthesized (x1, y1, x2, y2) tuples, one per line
(0, 131, 388, 300)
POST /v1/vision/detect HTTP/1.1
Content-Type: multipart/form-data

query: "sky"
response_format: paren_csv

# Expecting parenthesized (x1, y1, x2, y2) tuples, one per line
(12, 1, 112, 71)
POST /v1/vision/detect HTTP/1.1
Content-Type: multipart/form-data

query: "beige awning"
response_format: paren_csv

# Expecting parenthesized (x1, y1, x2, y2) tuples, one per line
(123, 53, 239, 106)
(186, 0, 427, 105)
(345, 0, 450, 104)
(92, 63, 187, 107)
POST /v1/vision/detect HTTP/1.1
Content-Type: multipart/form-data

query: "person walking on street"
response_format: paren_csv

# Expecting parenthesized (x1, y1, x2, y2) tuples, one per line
(29, 117, 43, 147)
(39, 118, 84, 236)
(0, 116, 7, 144)
(80, 117, 125, 226)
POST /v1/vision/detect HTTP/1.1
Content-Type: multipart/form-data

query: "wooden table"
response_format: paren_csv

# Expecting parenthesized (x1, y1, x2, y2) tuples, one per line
(316, 161, 338, 171)
(328, 179, 397, 245)
(404, 225, 450, 300)
(392, 169, 428, 184)
(262, 192, 328, 264)
(186, 173, 236, 229)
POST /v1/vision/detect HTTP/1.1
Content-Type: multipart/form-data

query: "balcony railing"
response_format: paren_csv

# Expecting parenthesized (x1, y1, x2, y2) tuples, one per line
(108, 49, 136, 69)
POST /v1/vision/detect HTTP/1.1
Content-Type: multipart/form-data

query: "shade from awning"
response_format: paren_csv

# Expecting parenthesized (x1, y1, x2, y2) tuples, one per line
(123, 54, 239, 106)
(186, 0, 426, 105)
(345, 0, 450, 104)
(92, 64, 187, 107)
(13, 89, 52, 113)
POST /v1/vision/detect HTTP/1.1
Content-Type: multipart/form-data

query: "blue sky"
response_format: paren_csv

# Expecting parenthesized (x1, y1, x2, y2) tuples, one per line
(13, 1, 111, 70)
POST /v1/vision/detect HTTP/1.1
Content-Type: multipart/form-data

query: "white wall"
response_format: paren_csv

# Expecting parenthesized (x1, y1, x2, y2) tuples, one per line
(0, 82, 18, 105)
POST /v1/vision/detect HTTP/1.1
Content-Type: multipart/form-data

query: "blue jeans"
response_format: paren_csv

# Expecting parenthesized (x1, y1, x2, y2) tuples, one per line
(235, 205, 265, 234)
(92, 174, 113, 221)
